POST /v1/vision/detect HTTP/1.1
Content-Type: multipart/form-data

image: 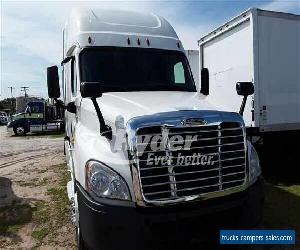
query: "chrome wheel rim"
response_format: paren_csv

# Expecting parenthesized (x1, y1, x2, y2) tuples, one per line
(16, 127, 25, 135)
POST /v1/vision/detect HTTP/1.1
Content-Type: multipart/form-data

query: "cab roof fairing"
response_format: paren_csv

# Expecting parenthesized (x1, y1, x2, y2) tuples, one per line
(63, 8, 184, 58)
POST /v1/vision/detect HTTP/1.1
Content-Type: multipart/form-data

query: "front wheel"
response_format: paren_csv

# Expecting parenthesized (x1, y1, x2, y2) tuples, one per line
(13, 125, 27, 136)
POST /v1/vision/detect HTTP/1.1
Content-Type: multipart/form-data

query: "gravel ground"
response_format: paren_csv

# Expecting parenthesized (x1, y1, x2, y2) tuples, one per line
(0, 126, 75, 248)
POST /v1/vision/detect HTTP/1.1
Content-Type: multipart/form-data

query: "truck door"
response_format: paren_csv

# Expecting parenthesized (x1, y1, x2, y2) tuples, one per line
(64, 56, 78, 140)
(26, 102, 45, 132)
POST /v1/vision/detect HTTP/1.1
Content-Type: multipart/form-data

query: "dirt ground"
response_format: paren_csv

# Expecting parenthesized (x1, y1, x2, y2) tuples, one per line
(0, 125, 299, 250)
(0, 126, 75, 249)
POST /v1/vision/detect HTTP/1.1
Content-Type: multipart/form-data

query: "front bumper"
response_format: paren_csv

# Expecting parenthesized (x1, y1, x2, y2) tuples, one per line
(76, 178, 264, 250)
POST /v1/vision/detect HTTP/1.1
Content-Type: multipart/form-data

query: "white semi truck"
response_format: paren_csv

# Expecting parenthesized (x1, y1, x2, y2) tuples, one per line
(194, 8, 300, 175)
(47, 8, 263, 249)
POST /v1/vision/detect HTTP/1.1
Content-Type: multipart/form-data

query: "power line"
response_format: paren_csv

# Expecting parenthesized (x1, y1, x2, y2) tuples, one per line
(20, 86, 29, 98)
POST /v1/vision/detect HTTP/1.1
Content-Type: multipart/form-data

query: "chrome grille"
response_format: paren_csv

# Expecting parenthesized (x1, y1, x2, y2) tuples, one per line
(135, 122, 246, 202)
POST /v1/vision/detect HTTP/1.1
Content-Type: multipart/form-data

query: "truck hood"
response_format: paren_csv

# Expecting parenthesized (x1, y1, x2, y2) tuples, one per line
(11, 112, 25, 120)
(81, 91, 229, 130)
(76, 91, 242, 192)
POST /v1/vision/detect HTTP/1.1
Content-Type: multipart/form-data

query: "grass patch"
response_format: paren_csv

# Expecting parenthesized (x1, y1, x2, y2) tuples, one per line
(31, 201, 52, 246)
(32, 228, 49, 241)
(47, 133, 64, 139)
(264, 182, 300, 229)
(15, 181, 34, 187)
(32, 201, 50, 224)
(264, 180, 300, 247)
(6, 224, 23, 234)
(30, 164, 72, 247)
(15, 177, 49, 187)
(0, 204, 32, 235)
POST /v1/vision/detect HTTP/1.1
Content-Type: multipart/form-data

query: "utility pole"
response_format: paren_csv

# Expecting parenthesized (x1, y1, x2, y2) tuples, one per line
(21, 87, 29, 111)
(8, 86, 15, 113)
(8, 86, 14, 98)
(21, 86, 29, 98)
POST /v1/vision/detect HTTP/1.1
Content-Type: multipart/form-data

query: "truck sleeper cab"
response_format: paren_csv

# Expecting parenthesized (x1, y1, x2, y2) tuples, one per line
(47, 8, 264, 249)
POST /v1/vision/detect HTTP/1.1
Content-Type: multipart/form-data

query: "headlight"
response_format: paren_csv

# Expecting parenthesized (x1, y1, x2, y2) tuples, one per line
(85, 161, 131, 201)
(248, 142, 261, 185)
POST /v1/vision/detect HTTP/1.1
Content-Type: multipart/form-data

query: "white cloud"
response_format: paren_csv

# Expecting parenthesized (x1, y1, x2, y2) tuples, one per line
(2, 11, 62, 64)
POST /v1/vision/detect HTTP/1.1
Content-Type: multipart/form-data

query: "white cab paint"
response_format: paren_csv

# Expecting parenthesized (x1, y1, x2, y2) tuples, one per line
(64, 8, 184, 57)
(185, 50, 200, 90)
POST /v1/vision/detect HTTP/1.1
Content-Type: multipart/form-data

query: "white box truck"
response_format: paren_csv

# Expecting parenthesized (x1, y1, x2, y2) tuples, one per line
(198, 8, 300, 132)
(46, 8, 263, 249)
(197, 8, 300, 174)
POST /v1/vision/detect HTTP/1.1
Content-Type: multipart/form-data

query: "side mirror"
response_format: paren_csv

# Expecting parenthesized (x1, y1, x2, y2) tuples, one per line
(26, 109, 31, 116)
(80, 82, 103, 98)
(47, 66, 60, 98)
(236, 82, 254, 96)
(236, 82, 254, 116)
(80, 82, 112, 139)
(200, 68, 209, 96)
(66, 102, 76, 114)
(25, 106, 31, 116)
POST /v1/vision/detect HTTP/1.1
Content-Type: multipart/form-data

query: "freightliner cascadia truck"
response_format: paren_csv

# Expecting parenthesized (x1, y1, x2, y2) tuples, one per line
(46, 8, 264, 249)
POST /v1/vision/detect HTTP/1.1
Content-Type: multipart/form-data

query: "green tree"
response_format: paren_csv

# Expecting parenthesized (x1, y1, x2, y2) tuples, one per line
(0, 98, 16, 113)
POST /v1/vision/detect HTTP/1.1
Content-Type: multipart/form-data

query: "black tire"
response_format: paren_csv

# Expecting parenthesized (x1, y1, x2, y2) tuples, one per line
(13, 125, 27, 136)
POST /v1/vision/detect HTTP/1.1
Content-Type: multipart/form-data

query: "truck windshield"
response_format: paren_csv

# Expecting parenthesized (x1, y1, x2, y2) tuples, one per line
(80, 47, 196, 92)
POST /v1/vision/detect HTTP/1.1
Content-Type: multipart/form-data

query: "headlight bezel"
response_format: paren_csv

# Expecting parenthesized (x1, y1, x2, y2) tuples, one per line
(247, 142, 262, 185)
(85, 160, 131, 201)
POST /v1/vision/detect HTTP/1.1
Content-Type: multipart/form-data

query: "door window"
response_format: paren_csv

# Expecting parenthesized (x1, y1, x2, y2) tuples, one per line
(26, 102, 44, 113)
(71, 59, 77, 96)
(174, 62, 185, 84)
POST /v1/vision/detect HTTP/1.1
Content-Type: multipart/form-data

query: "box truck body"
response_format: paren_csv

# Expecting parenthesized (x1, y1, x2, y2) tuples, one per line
(198, 8, 300, 132)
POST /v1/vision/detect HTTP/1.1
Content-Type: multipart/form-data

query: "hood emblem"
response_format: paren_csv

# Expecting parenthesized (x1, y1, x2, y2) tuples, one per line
(182, 118, 207, 126)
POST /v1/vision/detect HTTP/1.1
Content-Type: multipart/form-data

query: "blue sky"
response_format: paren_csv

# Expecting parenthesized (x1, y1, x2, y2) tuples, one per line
(0, 0, 299, 99)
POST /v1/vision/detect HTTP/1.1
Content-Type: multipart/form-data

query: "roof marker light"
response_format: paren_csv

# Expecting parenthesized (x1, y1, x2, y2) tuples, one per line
(127, 37, 131, 45)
